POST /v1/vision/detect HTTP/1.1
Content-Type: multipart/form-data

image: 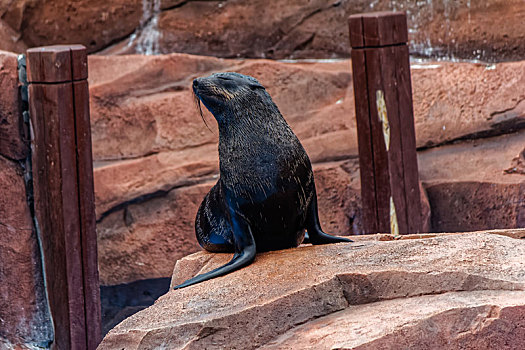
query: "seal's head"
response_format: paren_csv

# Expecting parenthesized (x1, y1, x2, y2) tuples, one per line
(192, 72, 270, 125)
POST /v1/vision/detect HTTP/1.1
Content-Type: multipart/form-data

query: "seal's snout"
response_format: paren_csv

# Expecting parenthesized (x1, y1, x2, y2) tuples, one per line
(192, 78, 200, 93)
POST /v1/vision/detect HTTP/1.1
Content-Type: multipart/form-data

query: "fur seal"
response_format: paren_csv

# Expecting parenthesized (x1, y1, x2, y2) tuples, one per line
(173, 72, 351, 289)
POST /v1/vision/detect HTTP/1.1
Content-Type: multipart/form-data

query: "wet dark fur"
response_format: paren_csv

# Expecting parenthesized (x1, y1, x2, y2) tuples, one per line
(173, 72, 350, 289)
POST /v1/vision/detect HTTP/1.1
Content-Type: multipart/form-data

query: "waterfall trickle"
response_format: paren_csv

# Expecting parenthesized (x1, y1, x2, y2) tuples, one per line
(128, 0, 162, 55)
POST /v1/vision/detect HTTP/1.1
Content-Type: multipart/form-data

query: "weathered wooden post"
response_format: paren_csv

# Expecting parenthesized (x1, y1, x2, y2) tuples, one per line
(349, 12, 422, 235)
(26, 45, 101, 349)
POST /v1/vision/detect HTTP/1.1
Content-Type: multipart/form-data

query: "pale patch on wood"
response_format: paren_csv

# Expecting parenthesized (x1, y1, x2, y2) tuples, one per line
(390, 196, 399, 237)
(376, 90, 390, 151)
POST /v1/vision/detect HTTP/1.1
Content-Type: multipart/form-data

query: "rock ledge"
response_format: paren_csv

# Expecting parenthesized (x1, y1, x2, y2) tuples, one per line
(100, 231, 525, 349)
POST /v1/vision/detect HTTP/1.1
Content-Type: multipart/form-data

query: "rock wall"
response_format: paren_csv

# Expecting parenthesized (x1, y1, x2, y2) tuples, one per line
(89, 53, 525, 287)
(0, 50, 53, 349)
(1, 0, 524, 61)
(99, 232, 525, 349)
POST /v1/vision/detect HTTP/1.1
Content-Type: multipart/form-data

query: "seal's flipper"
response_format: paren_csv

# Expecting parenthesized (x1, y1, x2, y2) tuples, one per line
(306, 191, 353, 245)
(172, 248, 255, 289)
(173, 212, 256, 290)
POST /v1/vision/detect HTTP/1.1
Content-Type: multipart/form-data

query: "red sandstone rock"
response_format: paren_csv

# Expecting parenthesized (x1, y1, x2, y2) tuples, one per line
(88, 55, 354, 162)
(88, 55, 525, 163)
(406, 0, 525, 62)
(0, 20, 27, 53)
(0, 50, 28, 160)
(93, 144, 219, 221)
(2, 0, 523, 61)
(0, 156, 52, 348)
(0, 47, 51, 349)
(103, 0, 525, 62)
(419, 129, 525, 232)
(99, 232, 525, 349)
(411, 61, 525, 148)
(6, 0, 142, 53)
(504, 147, 525, 175)
(262, 291, 525, 350)
(97, 183, 209, 285)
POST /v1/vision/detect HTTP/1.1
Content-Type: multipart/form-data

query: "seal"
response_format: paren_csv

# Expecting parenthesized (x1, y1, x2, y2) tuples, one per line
(173, 72, 351, 289)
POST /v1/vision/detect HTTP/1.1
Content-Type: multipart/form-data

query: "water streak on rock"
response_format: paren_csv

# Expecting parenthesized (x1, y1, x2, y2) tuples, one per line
(128, 0, 162, 55)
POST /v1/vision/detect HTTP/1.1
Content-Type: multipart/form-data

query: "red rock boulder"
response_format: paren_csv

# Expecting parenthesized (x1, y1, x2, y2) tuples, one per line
(0, 50, 52, 349)
(0, 50, 28, 160)
(99, 232, 525, 349)
(2, 0, 524, 61)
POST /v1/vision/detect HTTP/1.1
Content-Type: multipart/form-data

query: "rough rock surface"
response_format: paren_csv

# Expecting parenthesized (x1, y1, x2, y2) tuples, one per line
(0, 49, 52, 348)
(88, 55, 525, 165)
(419, 129, 525, 232)
(99, 232, 525, 349)
(3, 0, 523, 61)
(0, 0, 142, 53)
(0, 50, 27, 160)
(89, 54, 525, 285)
(0, 156, 53, 348)
(152, 0, 525, 62)
(263, 291, 525, 350)
(100, 277, 171, 336)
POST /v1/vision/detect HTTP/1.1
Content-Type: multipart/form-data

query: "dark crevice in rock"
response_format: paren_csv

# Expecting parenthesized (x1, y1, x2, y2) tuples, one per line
(96, 174, 217, 223)
(91, 29, 138, 56)
(195, 326, 228, 341)
(15, 54, 54, 348)
(417, 121, 525, 151)
(130, 82, 188, 98)
(293, 33, 316, 53)
(312, 153, 359, 165)
(269, 7, 325, 56)
(336, 271, 525, 307)
(0, 221, 32, 231)
(292, 7, 324, 30)
(101, 277, 171, 336)
(0, 151, 25, 163)
(160, 0, 193, 12)
(489, 97, 525, 119)
(93, 150, 162, 166)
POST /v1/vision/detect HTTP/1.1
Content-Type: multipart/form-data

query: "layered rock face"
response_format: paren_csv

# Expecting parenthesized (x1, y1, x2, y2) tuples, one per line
(0, 51, 52, 349)
(1, 0, 524, 61)
(99, 232, 525, 349)
(89, 54, 525, 286)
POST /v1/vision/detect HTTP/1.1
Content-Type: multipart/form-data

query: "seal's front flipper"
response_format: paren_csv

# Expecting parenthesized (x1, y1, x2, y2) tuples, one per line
(306, 191, 353, 245)
(173, 213, 256, 290)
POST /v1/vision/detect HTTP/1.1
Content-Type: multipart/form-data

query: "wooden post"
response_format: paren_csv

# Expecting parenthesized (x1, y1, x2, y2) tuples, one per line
(349, 12, 423, 235)
(26, 45, 101, 349)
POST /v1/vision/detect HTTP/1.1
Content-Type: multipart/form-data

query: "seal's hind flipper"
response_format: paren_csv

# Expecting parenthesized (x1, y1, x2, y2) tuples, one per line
(305, 190, 353, 245)
(173, 212, 256, 290)
(173, 247, 255, 289)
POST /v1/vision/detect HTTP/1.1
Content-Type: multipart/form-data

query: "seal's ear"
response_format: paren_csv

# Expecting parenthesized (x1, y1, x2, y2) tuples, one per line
(248, 83, 265, 91)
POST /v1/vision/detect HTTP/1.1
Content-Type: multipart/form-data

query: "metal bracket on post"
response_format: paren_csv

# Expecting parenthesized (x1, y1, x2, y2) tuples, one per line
(349, 12, 423, 235)
(26, 45, 101, 350)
